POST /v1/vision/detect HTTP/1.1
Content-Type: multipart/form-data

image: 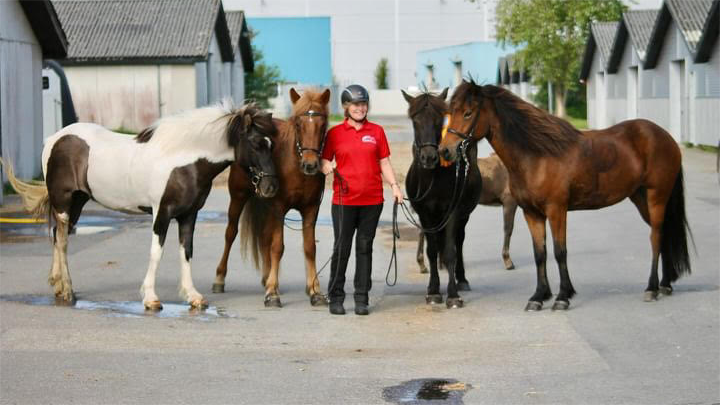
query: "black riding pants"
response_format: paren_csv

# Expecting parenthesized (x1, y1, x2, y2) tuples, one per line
(328, 203, 383, 304)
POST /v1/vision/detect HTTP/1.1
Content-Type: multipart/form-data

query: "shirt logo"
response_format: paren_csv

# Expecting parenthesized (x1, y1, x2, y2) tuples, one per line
(361, 135, 376, 144)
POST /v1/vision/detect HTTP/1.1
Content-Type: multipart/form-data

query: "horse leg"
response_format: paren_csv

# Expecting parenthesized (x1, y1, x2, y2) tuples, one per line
(631, 189, 670, 298)
(502, 201, 518, 270)
(523, 210, 552, 311)
(425, 232, 443, 304)
(643, 189, 669, 302)
(417, 230, 428, 274)
(213, 193, 247, 293)
(455, 216, 471, 291)
(52, 211, 76, 304)
(443, 220, 464, 309)
(263, 220, 284, 308)
(177, 212, 207, 309)
(301, 205, 327, 306)
(547, 206, 576, 311)
(140, 211, 170, 311)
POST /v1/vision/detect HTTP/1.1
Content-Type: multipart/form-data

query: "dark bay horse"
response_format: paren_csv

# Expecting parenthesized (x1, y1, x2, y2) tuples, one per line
(213, 88, 330, 307)
(2, 102, 278, 310)
(417, 153, 518, 272)
(402, 88, 482, 308)
(439, 80, 692, 311)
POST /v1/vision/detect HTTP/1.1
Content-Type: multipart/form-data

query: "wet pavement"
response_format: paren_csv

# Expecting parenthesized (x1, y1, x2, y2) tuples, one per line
(0, 143, 718, 404)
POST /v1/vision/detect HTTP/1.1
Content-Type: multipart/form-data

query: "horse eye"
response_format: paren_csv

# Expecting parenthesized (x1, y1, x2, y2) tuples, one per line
(463, 111, 472, 119)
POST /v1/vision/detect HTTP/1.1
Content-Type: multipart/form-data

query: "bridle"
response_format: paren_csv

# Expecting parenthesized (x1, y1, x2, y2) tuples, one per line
(246, 132, 277, 195)
(295, 110, 328, 159)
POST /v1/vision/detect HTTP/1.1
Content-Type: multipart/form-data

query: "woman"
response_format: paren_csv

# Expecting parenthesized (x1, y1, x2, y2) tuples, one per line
(320, 84, 404, 316)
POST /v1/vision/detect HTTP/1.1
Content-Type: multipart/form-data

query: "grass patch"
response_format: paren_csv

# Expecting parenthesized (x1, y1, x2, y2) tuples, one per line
(683, 142, 718, 153)
(566, 115, 588, 130)
(329, 114, 344, 122)
(112, 127, 137, 135)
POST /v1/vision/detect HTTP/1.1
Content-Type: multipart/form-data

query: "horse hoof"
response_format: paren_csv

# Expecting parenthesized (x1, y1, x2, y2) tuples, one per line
(264, 295, 282, 308)
(525, 301, 543, 311)
(144, 301, 163, 312)
(54, 293, 77, 306)
(505, 263, 516, 270)
(419, 267, 429, 274)
(552, 300, 570, 311)
(190, 298, 209, 310)
(644, 291, 658, 302)
(659, 286, 673, 296)
(310, 293, 328, 306)
(457, 281, 471, 291)
(425, 294, 443, 305)
(211, 283, 225, 293)
(446, 297, 464, 309)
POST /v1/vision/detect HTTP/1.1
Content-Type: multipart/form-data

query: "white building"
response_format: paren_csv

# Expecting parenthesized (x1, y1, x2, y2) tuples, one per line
(223, 0, 500, 90)
(54, 0, 252, 132)
(1, 0, 67, 204)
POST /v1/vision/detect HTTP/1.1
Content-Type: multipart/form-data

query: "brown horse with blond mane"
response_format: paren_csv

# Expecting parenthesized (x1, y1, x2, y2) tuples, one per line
(213, 88, 331, 307)
(439, 80, 692, 311)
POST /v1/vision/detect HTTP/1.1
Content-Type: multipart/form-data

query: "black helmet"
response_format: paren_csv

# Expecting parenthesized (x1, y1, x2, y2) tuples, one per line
(341, 84, 369, 104)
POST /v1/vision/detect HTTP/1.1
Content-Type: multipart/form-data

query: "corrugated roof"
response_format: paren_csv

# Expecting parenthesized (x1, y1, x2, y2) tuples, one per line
(695, 0, 719, 62)
(591, 22, 619, 65)
(53, 0, 231, 63)
(666, 0, 714, 53)
(19, 0, 68, 58)
(226, 10, 254, 71)
(624, 9, 658, 61)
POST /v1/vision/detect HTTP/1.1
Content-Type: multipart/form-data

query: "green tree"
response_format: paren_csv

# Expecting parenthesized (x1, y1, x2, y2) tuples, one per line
(374, 58, 389, 90)
(245, 36, 282, 109)
(495, 0, 625, 117)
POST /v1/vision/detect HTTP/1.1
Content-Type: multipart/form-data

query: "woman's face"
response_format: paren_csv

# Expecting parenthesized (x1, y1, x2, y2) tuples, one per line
(348, 102, 368, 121)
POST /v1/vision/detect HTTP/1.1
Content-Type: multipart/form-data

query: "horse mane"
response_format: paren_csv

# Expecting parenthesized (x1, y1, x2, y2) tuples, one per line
(225, 102, 276, 148)
(407, 91, 447, 118)
(452, 80, 580, 156)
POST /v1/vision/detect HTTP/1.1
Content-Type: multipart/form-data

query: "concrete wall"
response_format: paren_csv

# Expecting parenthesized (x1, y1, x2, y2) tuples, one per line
(65, 64, 196, 132)
(226, 0, 499, 90)
(0, 0, 44, 185)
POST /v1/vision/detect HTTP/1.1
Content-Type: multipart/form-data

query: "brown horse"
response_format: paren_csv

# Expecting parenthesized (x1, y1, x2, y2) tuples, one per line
(416, 153, 518, 272)
(439, 80, 692, 311)
(213, 88, 330, 307)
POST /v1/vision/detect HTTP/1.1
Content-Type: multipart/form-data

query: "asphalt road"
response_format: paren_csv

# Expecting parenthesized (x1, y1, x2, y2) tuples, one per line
(0, 129, 718, 404)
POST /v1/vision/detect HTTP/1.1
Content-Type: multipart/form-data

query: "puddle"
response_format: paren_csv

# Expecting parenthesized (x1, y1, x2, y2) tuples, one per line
(382, 378, 471, 404)
(0, 294, 235, 321)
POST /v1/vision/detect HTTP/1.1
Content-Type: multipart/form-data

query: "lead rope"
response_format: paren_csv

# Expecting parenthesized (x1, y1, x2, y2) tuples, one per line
(385, 200, 400, 286)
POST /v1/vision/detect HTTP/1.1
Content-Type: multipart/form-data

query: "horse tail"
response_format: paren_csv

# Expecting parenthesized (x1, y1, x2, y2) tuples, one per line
(661, 167, 693, 281)
(239, 195, 271, 272)
(0, 158, 51, 219)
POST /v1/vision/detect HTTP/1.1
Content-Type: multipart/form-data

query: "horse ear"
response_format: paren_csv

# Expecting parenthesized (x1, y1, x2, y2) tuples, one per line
(244, 112, 253, 130)
(401, 89, 413, 104)
(439, 87, 449, 101)
(289, 88, 301, 104)
(320, 88, 331, 105)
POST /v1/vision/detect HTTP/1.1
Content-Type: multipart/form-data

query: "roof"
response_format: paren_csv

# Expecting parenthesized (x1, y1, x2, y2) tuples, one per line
(695, 0, 719, 63)
(645, 0, 714, 68)
(18, 0, 67, 58)
(226, 11, 254, 72)
(53, 0, 234, 64)
(579, 22, 619, 81)
(606, 9, 659, 73)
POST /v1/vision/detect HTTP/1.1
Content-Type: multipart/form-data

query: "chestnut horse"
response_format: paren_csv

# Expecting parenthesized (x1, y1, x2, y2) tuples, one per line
(402, 88, 482, 308)
(439, 80, 692, 311)
(213, 88, 330, 307)
(2, 102, 278, 310)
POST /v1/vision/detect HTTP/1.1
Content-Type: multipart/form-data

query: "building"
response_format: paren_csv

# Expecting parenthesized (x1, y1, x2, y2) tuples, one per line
(224, 0, 500, 90)
(1, 0, 67, 204)
(54, 0, 252, 132)
(226, 11, 255, 106)
(581, 0, 718, 146)
(497, 53, 537, 104)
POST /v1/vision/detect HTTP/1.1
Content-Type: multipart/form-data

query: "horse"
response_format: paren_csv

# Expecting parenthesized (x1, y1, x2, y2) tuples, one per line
(212, 88, 331, 307)
(439, 80, 692, 311)
(401, 88, 482, 308)
(416, 153, 518, 273)
(2, 101, 279, 310)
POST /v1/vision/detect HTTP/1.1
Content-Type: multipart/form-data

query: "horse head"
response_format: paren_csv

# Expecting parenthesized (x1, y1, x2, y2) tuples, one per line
(227, 104, 279, 198)
(439, 80, 494, 163)
(402, 87, 448, 169)
(289, 87, 331, 175)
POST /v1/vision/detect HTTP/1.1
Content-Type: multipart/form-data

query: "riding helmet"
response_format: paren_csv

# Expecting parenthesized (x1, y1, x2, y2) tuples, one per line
(341, 84, 370, 104)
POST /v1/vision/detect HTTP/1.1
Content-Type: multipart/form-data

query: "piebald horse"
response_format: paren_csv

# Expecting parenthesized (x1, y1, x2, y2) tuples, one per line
(439, 80, 692, 311)
(213, 88, 331, 307)
(3, 102, 278, 310)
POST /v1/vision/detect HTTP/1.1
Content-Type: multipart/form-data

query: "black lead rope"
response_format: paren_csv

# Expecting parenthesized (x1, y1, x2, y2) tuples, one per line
(385, 201, 400, 286)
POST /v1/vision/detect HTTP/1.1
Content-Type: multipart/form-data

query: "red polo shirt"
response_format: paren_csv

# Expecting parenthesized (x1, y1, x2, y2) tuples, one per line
(322, 119, 390, 205)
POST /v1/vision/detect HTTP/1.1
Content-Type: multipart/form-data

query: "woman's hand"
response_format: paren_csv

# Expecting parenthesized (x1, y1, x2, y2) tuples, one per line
(390, 183, 404, 204)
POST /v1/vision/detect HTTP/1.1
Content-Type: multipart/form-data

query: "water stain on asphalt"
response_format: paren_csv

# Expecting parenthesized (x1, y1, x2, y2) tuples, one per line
(382, 378, 471, 404)
(0, 294, 237, 321)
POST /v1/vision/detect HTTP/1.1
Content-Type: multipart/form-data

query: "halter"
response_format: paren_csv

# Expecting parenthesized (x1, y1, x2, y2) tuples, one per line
(295, 110, 328, 159)
(249, 165, 276, 194)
